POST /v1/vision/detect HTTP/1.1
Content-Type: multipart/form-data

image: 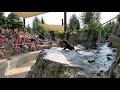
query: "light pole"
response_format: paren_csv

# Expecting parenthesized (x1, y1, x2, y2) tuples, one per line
(64, 12, 67, 32)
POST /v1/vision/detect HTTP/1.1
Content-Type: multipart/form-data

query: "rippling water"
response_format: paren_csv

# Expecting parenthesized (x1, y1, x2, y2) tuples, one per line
(76, 43, 116, 72)
(61, 43, 116, 72)
(45, 43, 116, 72)
(95, 43, 116, 71)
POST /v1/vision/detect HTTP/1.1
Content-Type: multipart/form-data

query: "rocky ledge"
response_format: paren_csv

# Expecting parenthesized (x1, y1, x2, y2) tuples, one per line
(26, 47, 106, 78)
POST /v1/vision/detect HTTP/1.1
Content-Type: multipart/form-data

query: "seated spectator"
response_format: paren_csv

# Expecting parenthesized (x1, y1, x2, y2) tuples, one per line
(0, 27, 51, 57)
(14, 45, 21, 55)
(22, 40, 29, 53)
(7, 36, 15, 56)
(0, 51, 5, 58)
(30, 42, 36, 52)
(4, 38, 9, 50)
(4, 29, 10, 38)
(0, 37, 5, 44)
(0, 42, 6, 58)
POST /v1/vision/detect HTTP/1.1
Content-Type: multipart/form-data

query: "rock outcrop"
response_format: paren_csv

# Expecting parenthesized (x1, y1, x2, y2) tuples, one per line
(112, 23, 120, 37)
(26, 48, 104, 78)
(68, 30, 98, 49)
(107, 24, 120, 78)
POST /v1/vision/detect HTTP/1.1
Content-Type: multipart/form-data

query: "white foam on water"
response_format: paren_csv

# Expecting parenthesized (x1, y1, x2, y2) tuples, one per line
(77, 51, 94, 55)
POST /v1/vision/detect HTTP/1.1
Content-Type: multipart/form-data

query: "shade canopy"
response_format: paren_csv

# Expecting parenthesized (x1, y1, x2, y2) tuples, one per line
(40, 24, 64, 32)
(12, 12, 48, 18)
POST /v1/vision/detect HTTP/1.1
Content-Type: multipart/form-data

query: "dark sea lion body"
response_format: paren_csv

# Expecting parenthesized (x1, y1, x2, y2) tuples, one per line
(62, 40, 74, 50)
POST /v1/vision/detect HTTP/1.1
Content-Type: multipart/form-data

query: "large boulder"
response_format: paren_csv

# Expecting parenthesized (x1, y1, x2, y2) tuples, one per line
(107, 35, 120, 78)
(26, 48, 104, 78)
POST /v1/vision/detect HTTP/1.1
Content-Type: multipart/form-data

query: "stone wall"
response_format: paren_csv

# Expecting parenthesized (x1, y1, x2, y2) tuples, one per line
(107, 24, 120, 78)
(112, 24, 120, 37)
(68, 30, 98, 49)
(0, 51, 40, 78)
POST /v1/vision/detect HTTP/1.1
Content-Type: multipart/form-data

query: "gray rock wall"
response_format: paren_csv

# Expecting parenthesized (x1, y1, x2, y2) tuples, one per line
(26, 50, 89, 78)
(26, 48, 105, 78)
(68, 30, 98, 49)
(112, 24, 120, 37)
(107, 24, 120, 78)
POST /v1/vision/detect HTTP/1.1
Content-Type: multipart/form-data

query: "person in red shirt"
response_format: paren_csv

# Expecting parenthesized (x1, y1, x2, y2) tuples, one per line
(0, 38, 5, 44)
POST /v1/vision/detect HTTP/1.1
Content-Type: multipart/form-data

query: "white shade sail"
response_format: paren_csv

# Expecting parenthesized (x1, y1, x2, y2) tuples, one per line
(12, 12, 48, 18)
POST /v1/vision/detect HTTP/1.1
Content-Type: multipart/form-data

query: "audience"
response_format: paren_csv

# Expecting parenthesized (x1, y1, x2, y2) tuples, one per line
(0, 28, 58, 59)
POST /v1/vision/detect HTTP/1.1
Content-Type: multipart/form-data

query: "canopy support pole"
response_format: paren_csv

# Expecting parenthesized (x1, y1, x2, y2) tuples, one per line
(64, 12, 67, 32)
(23, 18, 25, 29)
(64, 12, 69, 40)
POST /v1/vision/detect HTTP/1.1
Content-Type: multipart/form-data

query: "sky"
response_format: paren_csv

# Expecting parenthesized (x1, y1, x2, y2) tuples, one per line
(4, 12, 120, 27)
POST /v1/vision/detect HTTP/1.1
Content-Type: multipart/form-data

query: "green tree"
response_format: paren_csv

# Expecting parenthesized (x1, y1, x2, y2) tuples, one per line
(6, 13, 23, 29)
(94, 12, 100, 21)
(41, 17, 45, 24)
(105, 21, 116, 38)
(81, 12, 100, 31)
(26, 24, 31, 29)
(32, 16, 49, 38)
(0, 12, 6, 28)
(81, 12, 100, 25)
(117, 14, 120, 23)
(69, 13, 80, 31)
(81, 12, 94, 25)
(97, 21, 116, 42)
(32, 16, 41, 33)
(32, 16, 40, 30)
(26, 24, 32, 33)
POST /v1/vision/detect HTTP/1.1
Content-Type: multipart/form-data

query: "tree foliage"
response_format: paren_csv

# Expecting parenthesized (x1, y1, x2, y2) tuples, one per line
(81, 12, 100, 25)
(81, 12, 94, 25)
(0, 12, 6, 28)
(117, 14, 120, 23)
(32, 16, 40, 31)
(26, 24, 32, 33)
(32, 16, 43, 33)
(81, 12, 101, 32)
(32, 16, 49, 38)
(69, 13, 80, 32)
(96, 20, 116, 41)
(6, 13, 23, 29)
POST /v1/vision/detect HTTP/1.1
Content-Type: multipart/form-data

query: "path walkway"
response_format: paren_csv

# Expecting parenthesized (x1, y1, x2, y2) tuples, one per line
(5, 60, 36, 78)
